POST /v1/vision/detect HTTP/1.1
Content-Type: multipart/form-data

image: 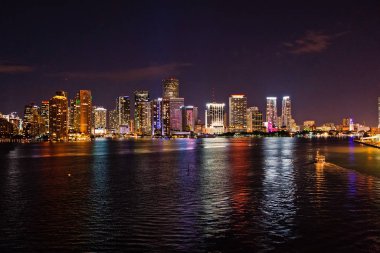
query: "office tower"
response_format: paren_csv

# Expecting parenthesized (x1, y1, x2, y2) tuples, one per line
(229, 94, 247, 132)
(93, 106, 107, 135)
(181, 106, 198, 132)
(116, 96, 131, 130)
(69, 93, 81, 133)
(247, 107, 264, 132)
(49, 91, 68, 141)
(108, 109, 118, 131)
(162, 98, 171, 136)
(169, 97, 184, 132)
(151, 98, 163, 136)
(162, 77, 179, 99)
(40, 101, 49, 134)
(79, 90, 92, 134)
(134, 91, 151, 135)
(2, 112, 22, 135)
(205, 102, 225, 134)
(281, 96, 292, 130)
(266, 97, 277, 132)
(303, 121, 316, 131)
(23, 103, 44, 138)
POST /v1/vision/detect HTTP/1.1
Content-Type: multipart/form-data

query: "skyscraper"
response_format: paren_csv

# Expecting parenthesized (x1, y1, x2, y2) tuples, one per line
(205, 102, 225, 134)
(169, 97, 184, 132)
(40, 101, 49, 134)
(162, 98, 171, 136)
(181, 106, 198, 132)
(281, 96, 292, 130)
(229, 94, 247, 132)
(247, 106, 264, 132)
(93, 106, 107, 135)
(134, 91, 151, 135)
(108, 109, 118, 131)
(151, 98, 163, 136)
(116, 96, 131, 130)
(79, 90, 92, 134)
(68, 94, 80, 133)
(49, 91, 68, 141)
(162, 77, 179, 99)
(266, 97, 277, 132)
(23, 103, 43, 138)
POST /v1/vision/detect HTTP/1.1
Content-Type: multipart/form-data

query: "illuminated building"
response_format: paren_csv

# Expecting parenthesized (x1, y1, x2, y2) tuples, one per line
(151, 98, 163, 135)
(266, 97, 277, 132)
(247, 107, 264, 132)
(303, 120, 316, 131)
(49, 91, 68, 141)
(69, 93, 80, 133)
(169, 97, 184, 132)
(108, 109, 118, 132)
(162, 98, 171, 136)
(2, 112, 22, 135)
(134, 90, 151, 135)
(93, 106, 107, 135)
(205, 102, 225, 134)
(23, 103, 44, 138)
(281, 96, 292, 130)
(229, 94, 247, 132)
(117, 96, 131, 132)
(181, 106, 198, 132)
(162, 77, 179, 99)
(342, 117, 354, 131)
(378, 97, 380, 128)
(0, 118, 14, 137)
(79, 90, 92, 134)
(40, 100, 49, 134)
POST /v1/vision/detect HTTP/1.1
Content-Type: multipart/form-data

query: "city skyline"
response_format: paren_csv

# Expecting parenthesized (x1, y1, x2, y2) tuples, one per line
(0, 2, 379, 125)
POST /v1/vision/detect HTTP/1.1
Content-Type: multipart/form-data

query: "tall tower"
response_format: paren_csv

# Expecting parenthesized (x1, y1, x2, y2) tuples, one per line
(93, 106, 107, 134)
(247, 106, 264, 132)
(162, 77, 179, 99)
(49, 91, 68, 141)
(281, 96, 292, 130)
(134, 91, 151, 135)
(266, 97, 277, 132)
(116, 96, 131, 131)
(79, 90, 92, 134)
(229, 94, 247, 132)
(40, 101, 49, 134)
(151, 98, 163, 136)
(181, 106, 198, 132)
(205, 102, 225, 134)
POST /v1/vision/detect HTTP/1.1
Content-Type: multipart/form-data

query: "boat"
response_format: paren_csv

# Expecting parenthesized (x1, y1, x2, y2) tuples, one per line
(315, 151, 325, 164)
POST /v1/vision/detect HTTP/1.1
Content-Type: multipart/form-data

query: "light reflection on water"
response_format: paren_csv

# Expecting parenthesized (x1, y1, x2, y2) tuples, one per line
(0, 138, 380, 251)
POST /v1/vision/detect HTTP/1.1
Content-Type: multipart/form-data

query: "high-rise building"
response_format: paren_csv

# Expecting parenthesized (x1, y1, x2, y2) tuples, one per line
(303, 120, 316, 131)
(40, 101, 49, 134)
(93, 106, 107, 135)
(181, 106, 198, 132)
(162, 77, 179, 99)
(205, 102, 225, 134)
(342, 117, 354, 131)
(229, 94, 247, 132)
(281, 96, 292, 130)
(69, 96, 80, 133)
(134, 91, 151, 135)
(108, 109, 118, 132)
(169, 97, 184, 132)
(49, 91, 68, 141)
(116, 96, 131, 130)
(162, 98, 171, 136)
(23, 103, 44, 138)
(151, 98, 163, 136)
(247, 107, 264, 132)
(266, 97, 277, 132)
(79, 90, 92, 134)
(378, 97, 380, 128)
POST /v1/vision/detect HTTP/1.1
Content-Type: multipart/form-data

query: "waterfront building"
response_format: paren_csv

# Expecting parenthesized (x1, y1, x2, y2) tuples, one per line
(162, 98, 171, 136)
(116, 96, 131, 132)
(342, 117, 354, 131)
(68, 95, 80, 133)
(229, 95, 247, 132)
(79, 90, 92, 134)
(205, 102, 225, 134)
(151, 98, 163, 136)
(281, 96, 292, 130)
(49, 91, 68, 141)
(134, 90, 151, 135)
(93, 106, 107, 135)
(303, 120, 316, 131)
(181, 106, 198, 132)
(169, 97, 184, 132)
(2, 112, 22, 135)
(23, 103, 44, 138)
(247, 107, 264, 132)
(40, 100, 49, 134)
(266, 97, 277, 132)
(162, 77, 179, 99)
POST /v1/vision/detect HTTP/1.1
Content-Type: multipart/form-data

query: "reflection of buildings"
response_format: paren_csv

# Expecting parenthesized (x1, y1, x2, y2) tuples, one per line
(266, 97, 277, 132)
(49, 91, 68, 141)
(205, 102, 226, 134)
(229, 95, 247, 132)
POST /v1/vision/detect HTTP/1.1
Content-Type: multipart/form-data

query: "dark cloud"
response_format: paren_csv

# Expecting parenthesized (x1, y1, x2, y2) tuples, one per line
(49, 63, 192, 82)
(0, 64, 34, 73)
(284, 31, 348, 55)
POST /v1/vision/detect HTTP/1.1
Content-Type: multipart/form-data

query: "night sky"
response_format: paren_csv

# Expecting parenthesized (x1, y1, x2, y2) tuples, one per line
(0, 1, 379, 126)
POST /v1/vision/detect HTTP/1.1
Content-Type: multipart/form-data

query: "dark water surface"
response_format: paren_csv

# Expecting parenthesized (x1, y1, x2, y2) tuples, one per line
(1, 138, 380, 252)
